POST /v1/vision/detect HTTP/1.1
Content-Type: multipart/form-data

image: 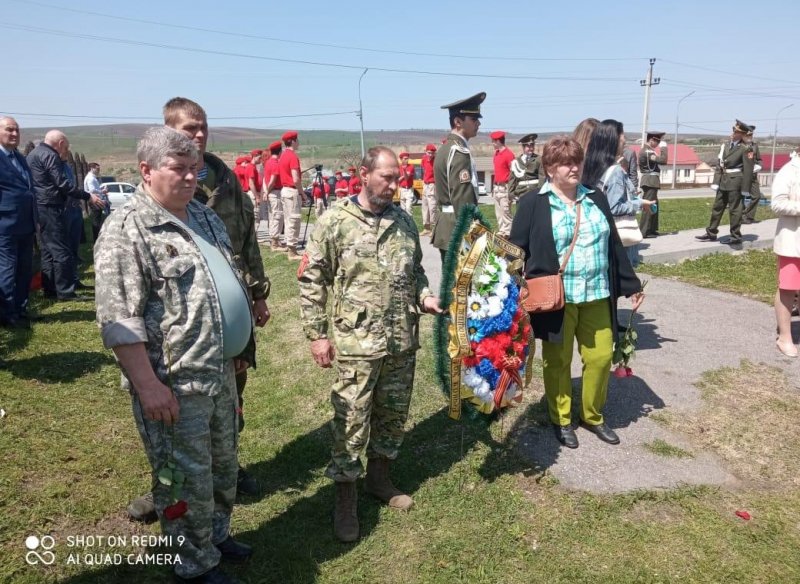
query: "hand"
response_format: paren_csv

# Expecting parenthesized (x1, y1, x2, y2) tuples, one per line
(88, 193, 105, 209)
(310, 338, 335, 368)
(658, 141, 667, 148)
(422, 296, 444, 314)
(640, 199, 654, 207)
(234, 358, 249, 374)
(710, 184, 719, 191)
(253, 298, 270, 328)
(631, 292, 645, 312)
(136, 379, 180, 425)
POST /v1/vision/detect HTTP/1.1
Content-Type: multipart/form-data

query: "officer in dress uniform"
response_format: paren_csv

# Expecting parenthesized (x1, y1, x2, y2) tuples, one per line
(637, 130, 668, 238)
(508, 133, 542, 200)
(696, 119, 755, 247)
(432, 92, 485, 262)
(742, 125, 763, 224)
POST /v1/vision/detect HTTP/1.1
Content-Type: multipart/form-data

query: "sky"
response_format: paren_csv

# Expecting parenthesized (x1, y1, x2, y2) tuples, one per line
(3, 0, 800, 140)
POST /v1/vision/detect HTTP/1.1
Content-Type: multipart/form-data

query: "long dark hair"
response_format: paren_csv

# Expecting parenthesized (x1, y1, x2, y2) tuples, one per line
(581, 119, 624, 188)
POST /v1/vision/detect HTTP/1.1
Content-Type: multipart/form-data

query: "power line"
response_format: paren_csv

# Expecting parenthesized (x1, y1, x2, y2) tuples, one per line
(661, 59, 800, 87)
(0, 22, 638, 82)
(0, 110, 359, 121)
(10, 0, 647, 64)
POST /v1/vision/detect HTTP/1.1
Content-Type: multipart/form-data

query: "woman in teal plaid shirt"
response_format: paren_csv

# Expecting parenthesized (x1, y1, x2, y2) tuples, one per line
(510, 136, 645, 449)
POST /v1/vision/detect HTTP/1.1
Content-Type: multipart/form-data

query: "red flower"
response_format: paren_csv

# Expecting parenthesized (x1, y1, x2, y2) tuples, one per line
(164, 500, 188, 520)
(735, 510, 751, 521)
(625, 367, 634, 377)
(612, 366, 628, 378)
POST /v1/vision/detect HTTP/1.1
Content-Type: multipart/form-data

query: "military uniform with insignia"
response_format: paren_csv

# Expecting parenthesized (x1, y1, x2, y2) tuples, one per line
(697, 120, 755, 245)
(508, 133, 542, 199)
(432, 92, 484, 258)
(743, 125, 763, 223)
(637, 130, 668, 238)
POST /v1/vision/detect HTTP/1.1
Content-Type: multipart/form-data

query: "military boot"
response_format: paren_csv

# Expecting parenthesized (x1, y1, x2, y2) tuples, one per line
(286, 247, 302, 261)
(333, 481, 359, 542)
(364, 457, 413, 510)
(127, 492, 157, 523)
(271, 238, 287, 251)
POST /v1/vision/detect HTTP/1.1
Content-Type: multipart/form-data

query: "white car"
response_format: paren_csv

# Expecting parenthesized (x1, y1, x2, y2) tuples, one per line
(477, 182, 487, 196)
(102, 182, 137, 211)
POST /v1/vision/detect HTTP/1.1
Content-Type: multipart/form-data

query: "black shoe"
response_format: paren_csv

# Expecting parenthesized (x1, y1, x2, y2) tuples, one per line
(236, 467, 259, 496)
(215, 536, 253, 563)
(553, 424, 579, 449)
(580, 422, 620, 445)
(75, 281, 94, 290)
(695, 233, 717, 242)
(174, 566, 240, 583)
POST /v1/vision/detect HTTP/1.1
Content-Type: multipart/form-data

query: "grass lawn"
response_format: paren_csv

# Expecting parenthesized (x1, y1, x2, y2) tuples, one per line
(647, 197, 775, 233)
(640, 249, 777, 304)
(2, 244, 800, 583)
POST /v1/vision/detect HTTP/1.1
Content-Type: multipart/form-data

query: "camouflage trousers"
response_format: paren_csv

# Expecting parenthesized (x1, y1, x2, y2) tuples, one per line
(326, 351, 417, 482)
(132, 360, 239, 579)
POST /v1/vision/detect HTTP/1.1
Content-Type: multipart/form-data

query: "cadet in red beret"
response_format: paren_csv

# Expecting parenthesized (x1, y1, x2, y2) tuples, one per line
(334, 170, 349, 204)
(491, 130, 516, 237)
(348, 166, 362, 195)
(234, 155, 251, 192)
(244, 149, 263, 230)
(398, 152, 415, 215)
(420, 144, 437, 236)
(278, 130, 305, 259)
(263, 141, 285, 249)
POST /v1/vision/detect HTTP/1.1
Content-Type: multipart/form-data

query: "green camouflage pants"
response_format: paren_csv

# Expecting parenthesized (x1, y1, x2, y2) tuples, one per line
(132, 360, 238, 579)
(326, 351, 417, 482)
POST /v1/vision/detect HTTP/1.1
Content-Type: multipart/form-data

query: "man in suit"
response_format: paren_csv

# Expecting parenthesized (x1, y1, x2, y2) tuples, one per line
(0, 117, 37, 329)
(432, 92, 485, 262)
(742, 125, 763, 224)
(696, 120, 755, 247)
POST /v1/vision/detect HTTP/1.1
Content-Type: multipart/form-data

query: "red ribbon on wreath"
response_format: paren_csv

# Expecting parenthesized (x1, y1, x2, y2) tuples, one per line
(493, 354, 523, 408)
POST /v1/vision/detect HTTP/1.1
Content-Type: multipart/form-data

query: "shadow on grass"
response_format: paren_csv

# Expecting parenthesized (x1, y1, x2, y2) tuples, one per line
(35, 308, 98, 324)
(6, 351, 114, 382)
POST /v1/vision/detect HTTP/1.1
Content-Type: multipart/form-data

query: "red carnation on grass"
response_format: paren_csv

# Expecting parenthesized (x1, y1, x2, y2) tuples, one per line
(164, 500, 188, 520)
(612, 366, 628, 378)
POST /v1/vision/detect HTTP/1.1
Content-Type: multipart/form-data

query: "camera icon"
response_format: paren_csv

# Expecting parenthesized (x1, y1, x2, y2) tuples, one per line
(25, 535, 56, 566)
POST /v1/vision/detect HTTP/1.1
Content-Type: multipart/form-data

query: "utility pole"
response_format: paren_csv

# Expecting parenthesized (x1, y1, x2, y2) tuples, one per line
(671, 91, 695, 189)
(771, 103, 794, 177)
(639, 58, 660, 148)
(357, 68, 368, 159)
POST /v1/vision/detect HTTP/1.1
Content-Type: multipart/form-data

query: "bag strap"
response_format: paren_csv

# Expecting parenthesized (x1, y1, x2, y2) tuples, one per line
(558, 201, 582, 274)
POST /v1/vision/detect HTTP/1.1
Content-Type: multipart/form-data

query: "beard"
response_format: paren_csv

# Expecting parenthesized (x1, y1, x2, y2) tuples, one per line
(364, 185, 393, 211)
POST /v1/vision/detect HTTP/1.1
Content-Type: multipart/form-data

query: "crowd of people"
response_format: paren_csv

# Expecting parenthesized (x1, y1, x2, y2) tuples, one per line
(3, 92, 799, 582)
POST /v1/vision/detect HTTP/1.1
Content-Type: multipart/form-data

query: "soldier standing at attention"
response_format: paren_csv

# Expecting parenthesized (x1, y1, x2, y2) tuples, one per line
(696, 120, 755, 248)
(742, 125, 763, 224)
(490, 130, 516, 237)
(278, 131, 306, 260)
(398, 152, 415, 215)
(348, 165, 362, 195)
(637, 130, 668, 238)
(432, 92, 485, 262)
(263, 141, 286, 250)
(508, 133, 542, 200)
(245, 149, 262, 230)
(298, 146, 442, 543)
(420, 143, 437, 237)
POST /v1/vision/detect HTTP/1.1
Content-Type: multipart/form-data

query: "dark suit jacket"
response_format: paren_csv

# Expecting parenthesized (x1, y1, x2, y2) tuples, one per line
(0, 149, 36, 236)
(509, 186, 642, 344)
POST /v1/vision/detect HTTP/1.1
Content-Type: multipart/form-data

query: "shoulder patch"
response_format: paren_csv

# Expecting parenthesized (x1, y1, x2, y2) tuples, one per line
(459, 169, 471, 183)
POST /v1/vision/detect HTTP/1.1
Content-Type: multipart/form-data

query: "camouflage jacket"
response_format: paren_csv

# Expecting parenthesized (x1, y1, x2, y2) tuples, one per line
(95, 185, 248, 396)
(195, 152, 269, 301)
(298, 199, 433, 359)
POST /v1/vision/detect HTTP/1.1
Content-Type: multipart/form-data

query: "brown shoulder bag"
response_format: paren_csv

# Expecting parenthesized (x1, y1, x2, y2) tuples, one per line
(521, 201, 582, 313)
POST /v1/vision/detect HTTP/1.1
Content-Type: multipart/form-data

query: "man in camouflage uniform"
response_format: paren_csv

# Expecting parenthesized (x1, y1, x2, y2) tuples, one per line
(95, 127, 253, 584)
(298, 146, 441, 543)
(742, 125, 763, 224)
(637, 130, 668, 238)
(696, 119, 755, 247)
(432, 92, 485, 261)
(508, 133, 542, 200)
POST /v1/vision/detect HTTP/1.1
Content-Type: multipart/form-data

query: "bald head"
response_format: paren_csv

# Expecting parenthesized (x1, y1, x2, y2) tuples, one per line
(44, 130, 70, 159)
(0, 117, 20, 150)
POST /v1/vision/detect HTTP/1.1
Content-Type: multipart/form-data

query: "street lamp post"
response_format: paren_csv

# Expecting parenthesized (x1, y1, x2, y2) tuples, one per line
(671, 90, 694, 189)
(357, 68, 368, 158)
(771, 103, 794, 177)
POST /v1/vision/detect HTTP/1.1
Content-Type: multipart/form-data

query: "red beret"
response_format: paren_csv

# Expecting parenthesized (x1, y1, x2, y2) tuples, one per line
(348, 166, 356, 172)
(235, 156, 245, 165)
(335, 170, 343, 176)
(282, 130, 298, 142)
(243, 154, 252, 162)
(268, 141, 282, 152)
(399, 151, 409, 158)
(490, 131, 506, 141)
(425, 144, 436, 152)
(250, 148, 262, 157)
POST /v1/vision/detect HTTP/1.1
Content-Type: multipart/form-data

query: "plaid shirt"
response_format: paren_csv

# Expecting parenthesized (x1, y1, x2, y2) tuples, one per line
(543, 182, 611, 304)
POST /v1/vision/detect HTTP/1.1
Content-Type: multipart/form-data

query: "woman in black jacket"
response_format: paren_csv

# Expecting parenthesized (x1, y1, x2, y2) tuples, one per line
(510, 136, 644, 449)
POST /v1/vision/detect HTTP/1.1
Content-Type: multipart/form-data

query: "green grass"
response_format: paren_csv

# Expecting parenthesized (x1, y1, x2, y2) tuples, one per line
(640, 249, 777, 304)
(2, 243, 800, 583)
(643, 439, 694, 459)
(652, 197, 775, 233)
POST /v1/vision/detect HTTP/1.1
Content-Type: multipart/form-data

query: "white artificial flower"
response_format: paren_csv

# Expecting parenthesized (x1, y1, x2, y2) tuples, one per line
(463, 368, 493, 403)
(485, 295, 504, 317)
(478, 272, 493, 285)
(467, 293, 489, 319)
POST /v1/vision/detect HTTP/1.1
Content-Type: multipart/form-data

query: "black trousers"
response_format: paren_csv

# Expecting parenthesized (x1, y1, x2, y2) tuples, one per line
(743, 179, 762, 221)
(0, 231, 34, 322)
(38, 205, 77, 299)
(638, 187, 659, 236)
